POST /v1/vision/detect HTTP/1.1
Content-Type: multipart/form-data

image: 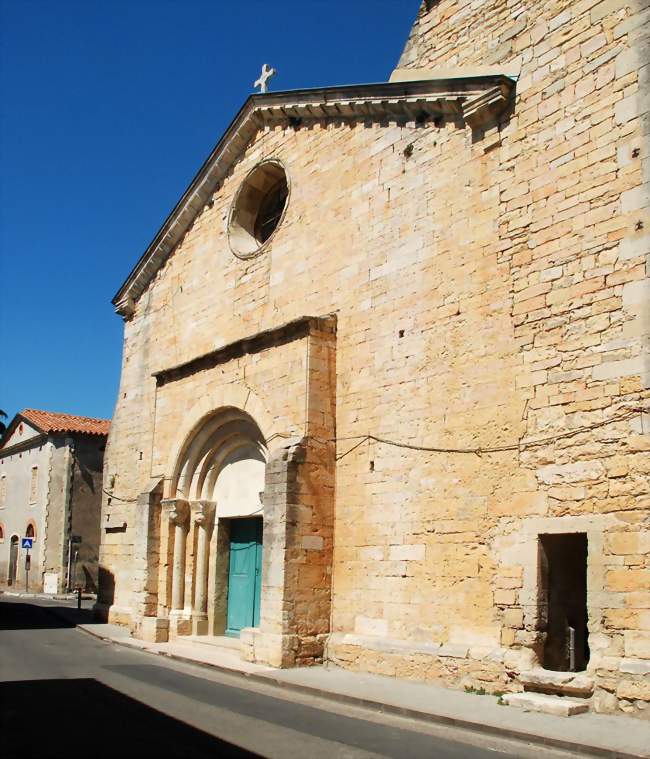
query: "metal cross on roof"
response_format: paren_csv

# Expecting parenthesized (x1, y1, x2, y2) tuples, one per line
(254, 63, 276, 94)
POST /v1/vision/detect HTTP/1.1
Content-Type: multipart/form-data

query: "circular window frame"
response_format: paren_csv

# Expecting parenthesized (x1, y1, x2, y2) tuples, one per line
(227, 158, 290, 260)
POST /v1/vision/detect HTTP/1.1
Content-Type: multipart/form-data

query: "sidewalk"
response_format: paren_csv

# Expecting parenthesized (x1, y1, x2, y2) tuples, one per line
(2, 590, 96, 601)
(45, 604, 650, 759)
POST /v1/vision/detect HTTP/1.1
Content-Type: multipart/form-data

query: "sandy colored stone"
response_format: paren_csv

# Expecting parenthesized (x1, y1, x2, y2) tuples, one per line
(98, 0, 650, 719)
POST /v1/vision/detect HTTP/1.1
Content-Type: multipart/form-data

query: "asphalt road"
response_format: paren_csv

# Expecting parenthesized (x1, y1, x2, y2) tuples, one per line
(0, 597, 577, 759)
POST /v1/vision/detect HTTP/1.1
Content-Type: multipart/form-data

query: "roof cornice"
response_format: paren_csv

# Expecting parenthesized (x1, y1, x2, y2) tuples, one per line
(113, 76, 515, 318)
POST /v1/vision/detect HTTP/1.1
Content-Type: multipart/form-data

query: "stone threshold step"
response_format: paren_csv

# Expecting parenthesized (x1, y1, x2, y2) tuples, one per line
(503, 692, 589, 717)
(519, 668, 593, 697)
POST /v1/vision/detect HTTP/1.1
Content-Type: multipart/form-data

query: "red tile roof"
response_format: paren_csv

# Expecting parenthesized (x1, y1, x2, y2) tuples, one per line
(20, 408, 110, 437)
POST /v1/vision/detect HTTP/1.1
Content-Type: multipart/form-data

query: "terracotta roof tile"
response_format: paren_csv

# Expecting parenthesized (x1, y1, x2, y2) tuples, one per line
(20, 408, 110, 437)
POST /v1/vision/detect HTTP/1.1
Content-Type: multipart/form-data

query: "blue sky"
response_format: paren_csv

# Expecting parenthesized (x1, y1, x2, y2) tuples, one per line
(0, 0, 420, 423)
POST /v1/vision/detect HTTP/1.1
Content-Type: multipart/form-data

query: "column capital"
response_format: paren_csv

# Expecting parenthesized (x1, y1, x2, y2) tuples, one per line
(191, 500, 216, 527)
(161, 498, 190, 526)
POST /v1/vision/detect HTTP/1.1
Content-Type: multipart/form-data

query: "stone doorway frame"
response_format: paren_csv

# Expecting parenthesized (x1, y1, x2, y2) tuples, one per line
(130, 316, 336, 668)
(513, 514, 614, 673)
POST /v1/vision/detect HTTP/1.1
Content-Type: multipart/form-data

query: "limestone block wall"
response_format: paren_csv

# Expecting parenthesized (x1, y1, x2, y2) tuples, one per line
(98, 315, 156, 622)
(101, 0, 649, 717)
(100, 106, 519, 626)
(243, 322, 336, 666)
(330, 0, 649, 716)
(152, 338, 309, 477)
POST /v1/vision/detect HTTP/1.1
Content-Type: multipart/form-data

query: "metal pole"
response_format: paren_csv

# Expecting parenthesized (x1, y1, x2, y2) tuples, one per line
(569, 626, 576, 672)
(66, 537, 72, 593)
(25, 549, 29, 593)
(72, 548, 78, 592)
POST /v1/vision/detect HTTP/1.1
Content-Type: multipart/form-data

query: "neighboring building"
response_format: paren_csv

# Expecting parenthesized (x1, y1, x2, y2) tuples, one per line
(0, 409, 110, 594)
(99, 0, 649, 717)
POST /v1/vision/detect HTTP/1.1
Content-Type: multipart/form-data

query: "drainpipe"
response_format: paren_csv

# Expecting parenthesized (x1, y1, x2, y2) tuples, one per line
(62, 438, 75, 592)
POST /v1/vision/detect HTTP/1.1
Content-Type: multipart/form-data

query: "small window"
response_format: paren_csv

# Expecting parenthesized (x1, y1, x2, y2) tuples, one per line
(0, 475, 6, 508)
(30, 466, 38, 504)
(254, 175, 289, 244)
(228, 160, 289, 258)
(26, 522, 36, 540)
(0, 524, 4, 542)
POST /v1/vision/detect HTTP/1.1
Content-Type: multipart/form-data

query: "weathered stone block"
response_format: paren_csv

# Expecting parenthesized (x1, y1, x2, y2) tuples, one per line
(388, 544, 425, 562)
(519, 669, 594, 696)
(135, 616, 169, 643)
(620, 658, 650, 676)
(503, 692, 589, 717)
(606, 532, 650, 556)
(625, 632, 650, 660)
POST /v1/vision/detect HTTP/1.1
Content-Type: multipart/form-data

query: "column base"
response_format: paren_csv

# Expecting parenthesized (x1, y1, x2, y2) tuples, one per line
(240, 629, 297, 668)
(94, 603, 132, 627)
(169, 612, 192, 638)
(241, 628, 330, 667)
(192, 614, 209, 636)
(133, 616, 169, 643)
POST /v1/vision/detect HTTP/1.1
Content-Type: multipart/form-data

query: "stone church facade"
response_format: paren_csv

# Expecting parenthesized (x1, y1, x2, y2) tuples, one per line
(99, 1, 650, 716)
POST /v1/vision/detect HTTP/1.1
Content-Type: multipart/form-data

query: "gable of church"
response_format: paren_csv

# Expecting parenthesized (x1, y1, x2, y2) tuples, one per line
(113, 76, 514, 322)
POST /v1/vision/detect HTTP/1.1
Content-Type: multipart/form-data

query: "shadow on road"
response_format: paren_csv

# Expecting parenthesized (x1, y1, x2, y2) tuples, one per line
(0, 678, 259, 759)
(0, 598, 97, 630)
(104, 664, 504, 759)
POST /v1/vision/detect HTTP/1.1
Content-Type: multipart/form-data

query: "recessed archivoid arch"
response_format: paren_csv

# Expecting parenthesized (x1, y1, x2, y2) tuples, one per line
(170, 407, 267, 518)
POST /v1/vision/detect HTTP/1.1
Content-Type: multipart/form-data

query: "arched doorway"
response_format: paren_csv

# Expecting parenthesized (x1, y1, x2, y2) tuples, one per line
(8, 535, 19, 586)
(164, 407, 266, 638)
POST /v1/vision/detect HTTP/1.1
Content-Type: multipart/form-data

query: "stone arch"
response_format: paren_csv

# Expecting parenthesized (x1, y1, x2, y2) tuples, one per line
(160, 398, 279, 638)
(163, 385, 283, 499)
(170, 407, 267, 518)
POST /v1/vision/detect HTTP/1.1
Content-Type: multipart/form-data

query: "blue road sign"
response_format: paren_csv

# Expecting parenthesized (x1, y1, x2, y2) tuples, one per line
(21, 538, 33, 549)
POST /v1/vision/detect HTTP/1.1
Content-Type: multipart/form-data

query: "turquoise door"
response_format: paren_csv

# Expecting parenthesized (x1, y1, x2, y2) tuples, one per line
(225, 518, 263, 636)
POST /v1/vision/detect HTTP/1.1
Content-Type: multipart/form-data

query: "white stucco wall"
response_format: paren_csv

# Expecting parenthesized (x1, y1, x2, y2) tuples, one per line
(0, 425, 53, 590)
(213, 446, 266, 519)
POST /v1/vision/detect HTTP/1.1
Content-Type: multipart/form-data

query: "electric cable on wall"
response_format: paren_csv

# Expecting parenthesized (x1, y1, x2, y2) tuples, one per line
(101, 404, 647, 502)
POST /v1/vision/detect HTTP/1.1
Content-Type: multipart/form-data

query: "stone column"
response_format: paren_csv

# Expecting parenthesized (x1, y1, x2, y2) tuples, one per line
(207, 517, 230, 636)
(171, 523, 187, 610)
(162, 498, 191, 637)
(191, 500, 215, 635)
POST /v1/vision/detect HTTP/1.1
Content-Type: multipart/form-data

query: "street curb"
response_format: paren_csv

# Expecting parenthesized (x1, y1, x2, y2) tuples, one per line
(161, 652, 645, 759)
(39, 606, 645, 759)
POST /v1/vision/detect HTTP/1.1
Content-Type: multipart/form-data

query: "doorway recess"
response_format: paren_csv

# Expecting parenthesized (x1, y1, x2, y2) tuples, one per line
(539, 533, 589, 672)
